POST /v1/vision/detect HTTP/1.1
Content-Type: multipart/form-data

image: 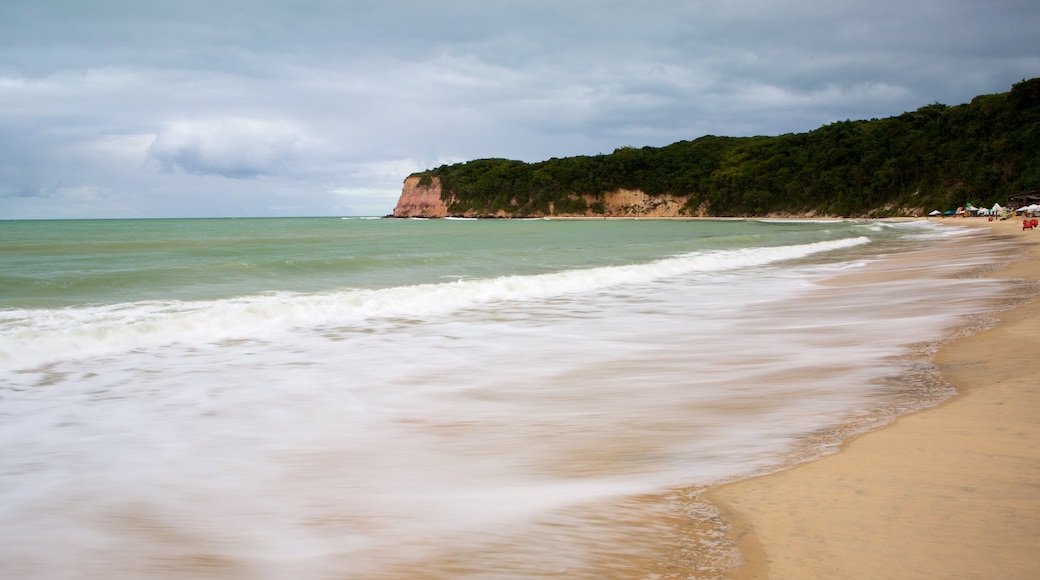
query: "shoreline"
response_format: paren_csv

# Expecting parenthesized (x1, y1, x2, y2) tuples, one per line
(707, 217, 1040, 578)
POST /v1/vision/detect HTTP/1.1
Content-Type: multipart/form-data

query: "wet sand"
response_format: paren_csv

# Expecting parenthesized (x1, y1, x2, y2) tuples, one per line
(709, 217, 1040, 578)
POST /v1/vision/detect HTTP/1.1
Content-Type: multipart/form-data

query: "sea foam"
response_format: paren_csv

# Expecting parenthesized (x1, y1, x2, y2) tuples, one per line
(0, 236, 869, 372)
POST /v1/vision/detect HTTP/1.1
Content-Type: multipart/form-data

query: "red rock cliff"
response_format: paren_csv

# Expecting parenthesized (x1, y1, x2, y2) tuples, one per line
(392, 176, 692, 218)
(393, 176, 448, 218)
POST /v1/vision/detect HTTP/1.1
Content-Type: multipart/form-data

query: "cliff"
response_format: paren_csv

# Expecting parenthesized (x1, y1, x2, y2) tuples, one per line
(392, 177, 690, 218)
(592, 189, 688, 217)
(392, 176, 449, 218)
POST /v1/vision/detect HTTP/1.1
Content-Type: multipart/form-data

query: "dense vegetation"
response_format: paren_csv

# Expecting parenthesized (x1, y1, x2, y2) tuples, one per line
(414, 78, 1040, 217)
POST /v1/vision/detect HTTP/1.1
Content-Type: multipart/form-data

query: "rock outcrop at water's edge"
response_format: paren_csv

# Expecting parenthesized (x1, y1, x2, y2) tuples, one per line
(392, 176, 449, 218)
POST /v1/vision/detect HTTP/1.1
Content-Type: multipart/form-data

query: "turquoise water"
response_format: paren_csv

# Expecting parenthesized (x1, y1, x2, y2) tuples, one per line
(4, 217, 893, 307)
(0, 217, 1024, 577)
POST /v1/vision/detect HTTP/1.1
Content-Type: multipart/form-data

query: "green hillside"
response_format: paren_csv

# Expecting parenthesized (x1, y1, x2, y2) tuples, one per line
(413, 78, 1040, 217)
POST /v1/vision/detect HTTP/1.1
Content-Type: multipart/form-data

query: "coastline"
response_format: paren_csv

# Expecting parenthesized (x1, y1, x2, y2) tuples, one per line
(708, 217, 1040, 578)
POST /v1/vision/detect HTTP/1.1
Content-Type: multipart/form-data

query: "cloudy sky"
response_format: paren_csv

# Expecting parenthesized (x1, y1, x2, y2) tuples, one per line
(1, 1, 1037, 219)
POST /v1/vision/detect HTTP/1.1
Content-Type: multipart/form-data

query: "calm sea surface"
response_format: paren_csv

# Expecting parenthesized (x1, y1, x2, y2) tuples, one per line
(0, 217, 1025, 578)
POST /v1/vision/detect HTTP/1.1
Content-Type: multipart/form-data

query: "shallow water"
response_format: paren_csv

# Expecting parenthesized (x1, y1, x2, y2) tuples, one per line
(0, 218, 1025, 578)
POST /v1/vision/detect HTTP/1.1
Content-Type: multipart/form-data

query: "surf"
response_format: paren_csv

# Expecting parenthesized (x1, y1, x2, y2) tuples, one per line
(1, 236, 870, 372)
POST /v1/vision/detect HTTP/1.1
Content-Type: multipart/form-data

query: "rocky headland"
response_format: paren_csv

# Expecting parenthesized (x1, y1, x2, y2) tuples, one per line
(392, 175, 693, 219)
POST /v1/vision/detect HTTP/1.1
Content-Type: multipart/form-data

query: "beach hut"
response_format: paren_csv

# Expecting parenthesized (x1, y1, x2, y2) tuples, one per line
(1010, 190, 1040, 210)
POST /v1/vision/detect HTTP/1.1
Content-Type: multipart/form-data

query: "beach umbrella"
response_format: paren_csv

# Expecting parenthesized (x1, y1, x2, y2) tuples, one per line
(928, 210, 942, 216)
(944, 210, 955, 215)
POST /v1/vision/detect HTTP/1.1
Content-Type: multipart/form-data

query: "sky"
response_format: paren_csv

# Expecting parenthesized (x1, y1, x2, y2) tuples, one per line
(1, 1, 1037, 219)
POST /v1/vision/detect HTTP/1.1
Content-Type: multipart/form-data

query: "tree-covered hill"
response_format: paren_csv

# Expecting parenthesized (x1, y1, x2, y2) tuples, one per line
(412, 78, 1040, 217)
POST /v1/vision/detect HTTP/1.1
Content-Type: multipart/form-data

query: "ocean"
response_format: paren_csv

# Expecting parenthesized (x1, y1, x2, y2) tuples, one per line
(0, 217, 1026, 578)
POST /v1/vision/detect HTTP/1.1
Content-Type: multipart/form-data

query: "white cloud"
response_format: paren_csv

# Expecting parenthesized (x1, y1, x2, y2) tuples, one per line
(148, 117, 310, 178)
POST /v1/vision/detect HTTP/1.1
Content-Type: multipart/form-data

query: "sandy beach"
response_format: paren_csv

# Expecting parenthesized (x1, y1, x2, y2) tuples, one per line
(709, 217, 1040, 579)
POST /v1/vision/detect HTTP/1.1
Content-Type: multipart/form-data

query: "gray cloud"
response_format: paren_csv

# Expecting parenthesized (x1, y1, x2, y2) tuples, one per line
(148, 117, 308, 178)
(1, 0, 1037, 218)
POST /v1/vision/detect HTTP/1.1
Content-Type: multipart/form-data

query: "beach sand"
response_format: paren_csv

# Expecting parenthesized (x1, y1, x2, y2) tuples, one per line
(708, 217, 1040, 579)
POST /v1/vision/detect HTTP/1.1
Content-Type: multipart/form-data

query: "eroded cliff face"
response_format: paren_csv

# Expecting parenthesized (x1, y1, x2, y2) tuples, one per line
(593, 189, 687, 217)
(393, 176, 449, 218)
(392, 176, 694, 218)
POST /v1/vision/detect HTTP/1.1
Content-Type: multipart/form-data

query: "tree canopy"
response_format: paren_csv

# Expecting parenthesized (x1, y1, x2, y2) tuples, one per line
(413, 78, 1040, 217)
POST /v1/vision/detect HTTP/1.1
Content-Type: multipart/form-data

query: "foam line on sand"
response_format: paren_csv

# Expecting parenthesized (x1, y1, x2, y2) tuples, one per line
(709, 217, 1040, 579)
